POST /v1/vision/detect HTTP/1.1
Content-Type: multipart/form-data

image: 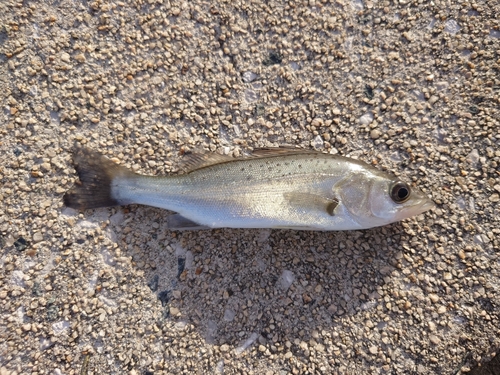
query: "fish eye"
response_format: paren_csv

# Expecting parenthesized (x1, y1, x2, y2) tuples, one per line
(390, 181, 411, 203)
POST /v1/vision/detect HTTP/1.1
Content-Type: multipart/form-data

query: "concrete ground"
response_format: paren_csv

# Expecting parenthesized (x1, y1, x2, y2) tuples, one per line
(1, 0, 499, 374)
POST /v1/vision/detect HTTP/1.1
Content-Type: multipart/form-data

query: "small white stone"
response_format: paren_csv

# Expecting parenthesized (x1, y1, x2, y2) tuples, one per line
(33, 232, 43, 242)
(278, 270, 295, 291)
(60, 52, 71, 63)
(359, 112, 374, 125)
(444, 19, 460, 34)
(242, 71, 258, 83)
(312, 135, 324, 149)
(52, 320, 70, 336)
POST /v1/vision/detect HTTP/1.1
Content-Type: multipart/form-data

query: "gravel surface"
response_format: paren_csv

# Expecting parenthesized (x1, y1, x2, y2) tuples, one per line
(1, 0, 499, 374)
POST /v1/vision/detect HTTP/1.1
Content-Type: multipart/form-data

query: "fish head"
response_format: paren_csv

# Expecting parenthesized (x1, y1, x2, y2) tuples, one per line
(338, 172, 435, 228)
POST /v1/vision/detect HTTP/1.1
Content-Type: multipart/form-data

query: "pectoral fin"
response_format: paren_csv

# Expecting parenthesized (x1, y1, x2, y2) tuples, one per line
(283, 192, 339, 216)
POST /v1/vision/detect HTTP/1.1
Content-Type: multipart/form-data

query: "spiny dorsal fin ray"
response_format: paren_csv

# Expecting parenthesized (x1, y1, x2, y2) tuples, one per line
(180, 146, 323, 173)
(251, 146, 320, 158)
(178, 153, 234, 173)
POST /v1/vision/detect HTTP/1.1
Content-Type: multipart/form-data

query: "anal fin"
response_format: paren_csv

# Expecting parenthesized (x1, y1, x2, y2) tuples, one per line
(166, 214, 210, 230)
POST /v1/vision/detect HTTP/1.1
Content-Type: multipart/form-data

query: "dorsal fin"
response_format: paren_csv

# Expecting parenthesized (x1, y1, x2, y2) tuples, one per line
(251, 147, 319, 158)
(178, 152, 234, 173)
(179, 147, 322, 173)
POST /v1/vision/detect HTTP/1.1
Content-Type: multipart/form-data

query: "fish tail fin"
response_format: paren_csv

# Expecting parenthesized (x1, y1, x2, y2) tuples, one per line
(63, 147, 135, 210)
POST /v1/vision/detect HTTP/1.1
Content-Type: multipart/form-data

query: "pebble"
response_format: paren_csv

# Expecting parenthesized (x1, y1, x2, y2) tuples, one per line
(466, 149, 480, 165)
(74, 53, 86, 63)
(444, 19, 461, 34)
(0, 368, 13, 375)
(170, 307, 180, 316)
(311, 118, 323, 127)
(427, 233, 439, 241)
(32, 232, 43, 242)
(429, 294, 439, 303)
(437, 306, 447, 314)
(242, 71, 258, 83)
(60, 52, 70, 63)
(429, 335, 441, 345)
(489, 194, 499, 202)
(428, 95, 439, 105)
(279, 270, 295, 291)
(359, 112, 374, 125)
(370, 129, 381, 139)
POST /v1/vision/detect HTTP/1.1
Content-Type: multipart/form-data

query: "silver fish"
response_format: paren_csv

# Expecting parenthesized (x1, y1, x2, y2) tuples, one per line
(64, 147, 434, 230)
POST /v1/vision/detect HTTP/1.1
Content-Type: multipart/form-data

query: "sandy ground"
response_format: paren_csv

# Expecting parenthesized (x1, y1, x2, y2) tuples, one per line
(1, 0, 499, 374)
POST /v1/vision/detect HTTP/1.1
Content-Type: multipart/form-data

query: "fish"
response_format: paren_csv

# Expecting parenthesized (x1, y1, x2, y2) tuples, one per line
(63, 147, 435, 231)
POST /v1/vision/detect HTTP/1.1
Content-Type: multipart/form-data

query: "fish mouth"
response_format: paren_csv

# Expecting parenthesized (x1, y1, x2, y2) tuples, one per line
(395, 197, 435, 221)
(408, 198, 435, 216)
